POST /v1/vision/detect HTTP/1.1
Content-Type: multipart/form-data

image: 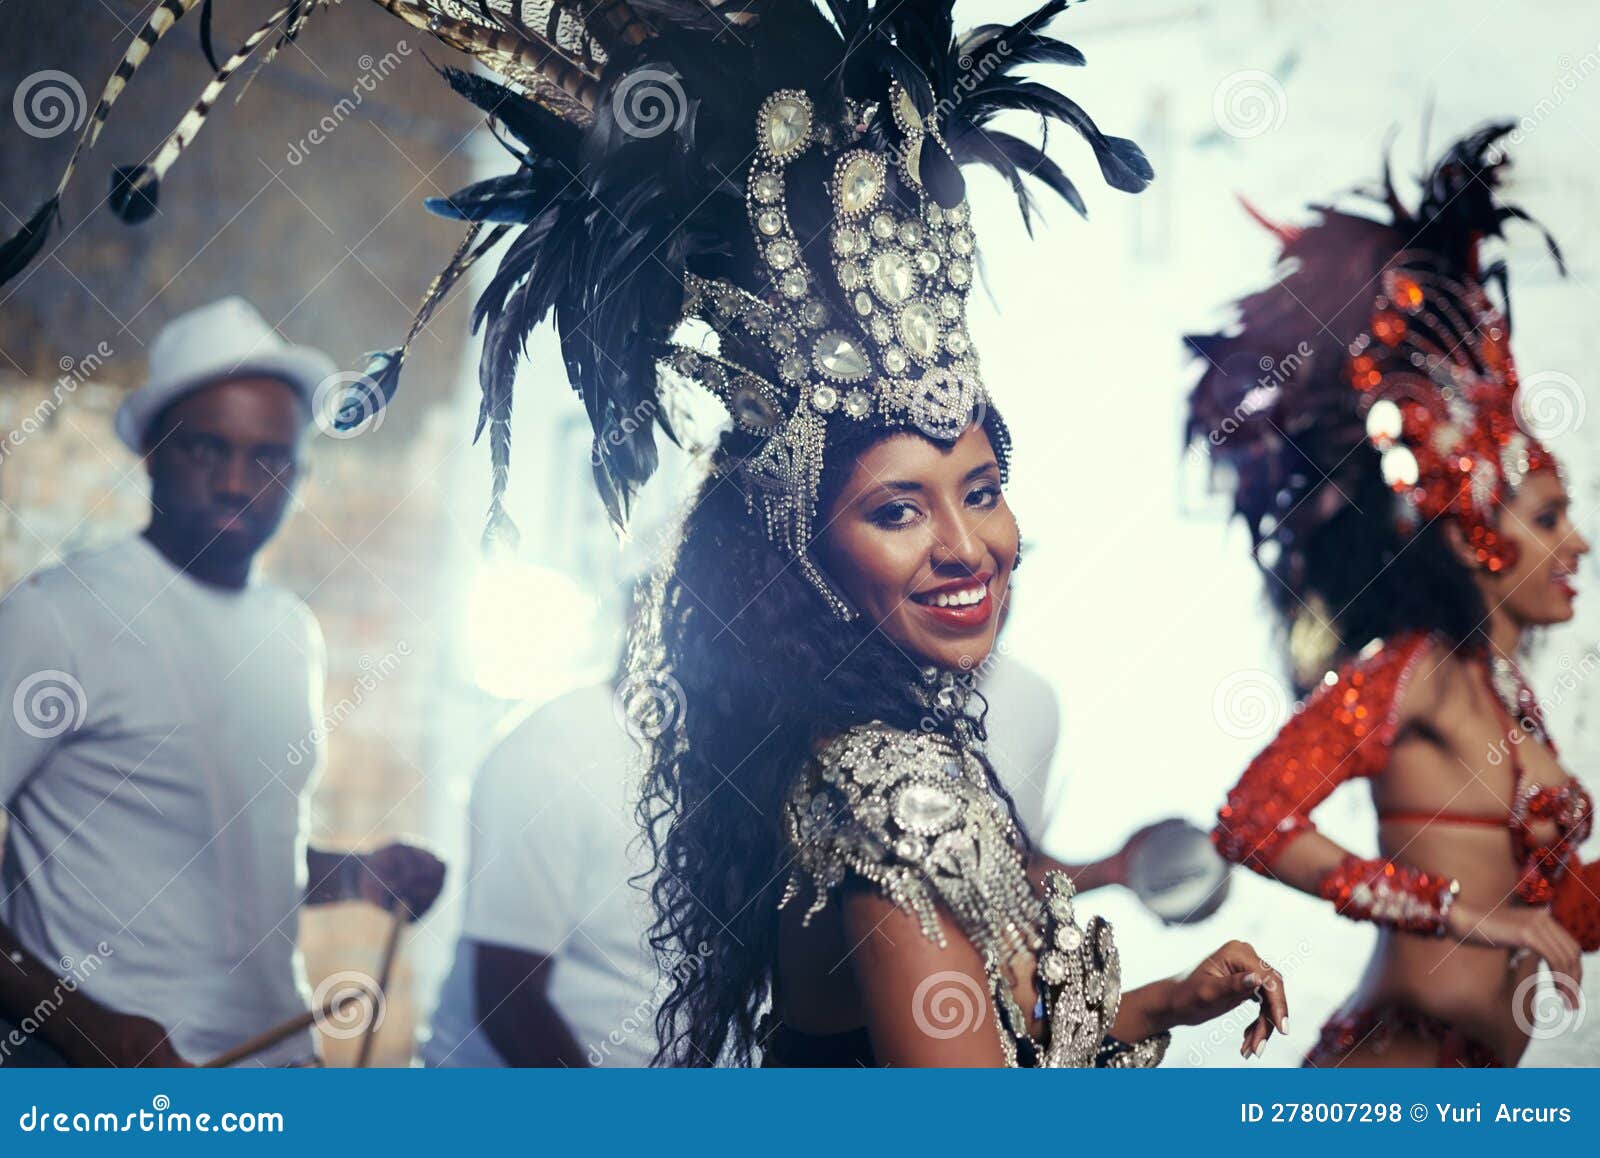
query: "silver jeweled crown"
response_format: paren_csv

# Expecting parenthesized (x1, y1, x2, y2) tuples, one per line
(662, 83, 1002, 620)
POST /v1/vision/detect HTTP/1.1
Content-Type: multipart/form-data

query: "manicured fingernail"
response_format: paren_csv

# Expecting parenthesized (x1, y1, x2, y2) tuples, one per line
(1255, 1040, 1267, 1057)
(1244, 972, 1261, 987)
(1280, 1017, 1290, 1034)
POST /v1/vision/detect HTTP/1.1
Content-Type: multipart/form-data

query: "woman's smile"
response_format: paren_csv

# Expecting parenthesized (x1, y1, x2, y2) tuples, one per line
(909, 572, 994, 628)
(819, 424, 1018, 671)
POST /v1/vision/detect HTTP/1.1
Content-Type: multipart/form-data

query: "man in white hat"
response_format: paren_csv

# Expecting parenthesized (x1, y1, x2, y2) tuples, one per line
(0, 298, 444, 1067)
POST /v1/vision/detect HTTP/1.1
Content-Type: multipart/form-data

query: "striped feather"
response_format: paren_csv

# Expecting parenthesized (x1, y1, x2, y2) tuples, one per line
(338, 220, 510, 432)
(366, 0, 606, 124)
(111, 2, 325, 222)
(0, 0, 203, 285)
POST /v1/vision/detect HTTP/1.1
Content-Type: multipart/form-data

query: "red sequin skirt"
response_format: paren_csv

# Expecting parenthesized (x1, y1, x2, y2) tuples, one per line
(1304, 1003, 1502, 1068)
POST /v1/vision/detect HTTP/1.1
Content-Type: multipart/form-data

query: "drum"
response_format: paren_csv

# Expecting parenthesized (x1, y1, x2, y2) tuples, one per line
(1125, 818, 1232, 925)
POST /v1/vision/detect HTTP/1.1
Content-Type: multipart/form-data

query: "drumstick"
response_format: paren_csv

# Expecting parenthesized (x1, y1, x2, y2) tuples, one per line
(355, 907, 407, 1068)
(202, 987, 372, 1068)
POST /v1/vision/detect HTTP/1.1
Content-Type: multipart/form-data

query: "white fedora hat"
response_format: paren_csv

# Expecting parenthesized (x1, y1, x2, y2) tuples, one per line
(114, 296, 338, 452)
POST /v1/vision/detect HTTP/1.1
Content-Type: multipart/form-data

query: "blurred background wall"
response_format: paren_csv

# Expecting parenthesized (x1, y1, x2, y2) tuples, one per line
(1, 0, 1597, 1067)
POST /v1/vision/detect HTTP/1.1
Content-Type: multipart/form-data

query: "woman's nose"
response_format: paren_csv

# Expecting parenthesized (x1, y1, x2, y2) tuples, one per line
(930, 513, 986, 572)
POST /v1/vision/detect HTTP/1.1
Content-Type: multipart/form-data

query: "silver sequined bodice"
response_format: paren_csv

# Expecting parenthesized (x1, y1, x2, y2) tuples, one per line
(779, 721, 1168, 1067)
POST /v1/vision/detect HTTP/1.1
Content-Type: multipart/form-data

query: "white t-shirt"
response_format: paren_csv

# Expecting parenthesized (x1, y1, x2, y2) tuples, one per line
(980, 652, 1062, 844)
(0, 536, 324, 1066)
(422, 683, 658, 1068)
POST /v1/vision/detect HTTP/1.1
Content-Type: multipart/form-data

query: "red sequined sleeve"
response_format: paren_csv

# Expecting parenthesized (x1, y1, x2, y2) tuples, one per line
(1213, 633, 1432, 875)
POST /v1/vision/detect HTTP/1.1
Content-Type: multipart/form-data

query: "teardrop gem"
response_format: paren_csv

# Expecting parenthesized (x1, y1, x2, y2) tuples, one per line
(764, 97, 810, 155)
(870, 251, 917, 304)
(732, 384, 781, 430)
(814, 332, 870, 381)
(900, 304, 940, 361)
(837, 153, 884, 216)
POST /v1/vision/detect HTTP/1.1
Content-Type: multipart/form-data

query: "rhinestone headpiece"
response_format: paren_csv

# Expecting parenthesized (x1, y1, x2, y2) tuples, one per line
(1351, 253, 1559, 571)
(664, 84, 1000, 618)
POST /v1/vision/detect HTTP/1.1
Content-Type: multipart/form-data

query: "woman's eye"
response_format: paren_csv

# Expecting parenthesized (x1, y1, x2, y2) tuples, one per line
(870, 501, 920, 528)
(967, 484, 1001, 508)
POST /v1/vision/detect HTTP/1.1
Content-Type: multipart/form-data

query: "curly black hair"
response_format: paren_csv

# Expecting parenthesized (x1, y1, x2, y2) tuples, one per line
(630, 413, 1021, 1066)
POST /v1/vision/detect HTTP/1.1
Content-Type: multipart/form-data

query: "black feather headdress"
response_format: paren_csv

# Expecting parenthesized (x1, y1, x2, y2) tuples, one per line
(2, 0, 1152, 613)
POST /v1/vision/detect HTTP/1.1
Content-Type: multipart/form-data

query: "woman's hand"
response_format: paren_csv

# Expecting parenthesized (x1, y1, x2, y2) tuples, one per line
(1446, 901, 1583, 1009)
(1161, 940, 1289, 1059)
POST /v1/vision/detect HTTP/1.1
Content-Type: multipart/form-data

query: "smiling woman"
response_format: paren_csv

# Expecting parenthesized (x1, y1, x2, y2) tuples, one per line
(818, 425, 1018, 670)
(1190, 126, 1599, 1068)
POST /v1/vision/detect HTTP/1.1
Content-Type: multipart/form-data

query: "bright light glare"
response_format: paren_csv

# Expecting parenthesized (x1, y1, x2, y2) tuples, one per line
(462, 562, 599, 701)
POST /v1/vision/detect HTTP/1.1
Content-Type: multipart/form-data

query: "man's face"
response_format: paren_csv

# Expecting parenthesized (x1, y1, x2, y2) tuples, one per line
(143, 376, 308, 566)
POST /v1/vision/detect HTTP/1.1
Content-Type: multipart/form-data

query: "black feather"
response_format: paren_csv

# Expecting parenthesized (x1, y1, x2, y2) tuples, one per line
(109, 165, 160, 223)
(0, 199, 59, 286)
(376, 0, 1151, 536)
(332, 348, 402, 432)
(199, 0, 221, 71)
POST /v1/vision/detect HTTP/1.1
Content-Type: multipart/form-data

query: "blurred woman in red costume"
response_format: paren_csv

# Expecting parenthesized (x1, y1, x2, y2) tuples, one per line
(1188, 125, 1599, 1067)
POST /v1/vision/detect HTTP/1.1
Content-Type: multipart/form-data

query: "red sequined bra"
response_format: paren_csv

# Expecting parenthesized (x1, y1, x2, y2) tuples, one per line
(1213, 632, 1598, 945)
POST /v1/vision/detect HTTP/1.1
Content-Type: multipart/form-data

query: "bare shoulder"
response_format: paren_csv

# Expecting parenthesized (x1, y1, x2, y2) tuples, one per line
(1386, 634, 1473, 730)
